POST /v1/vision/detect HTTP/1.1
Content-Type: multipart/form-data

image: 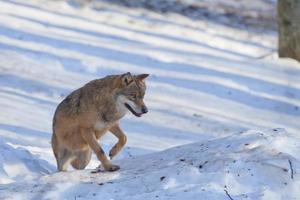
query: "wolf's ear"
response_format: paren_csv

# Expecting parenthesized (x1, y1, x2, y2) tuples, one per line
(121, 72, 134, 86)
(136, 74, 149, 82)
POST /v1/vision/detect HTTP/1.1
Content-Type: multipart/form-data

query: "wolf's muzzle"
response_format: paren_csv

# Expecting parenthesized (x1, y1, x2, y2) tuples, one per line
(125, 103, 142, 117)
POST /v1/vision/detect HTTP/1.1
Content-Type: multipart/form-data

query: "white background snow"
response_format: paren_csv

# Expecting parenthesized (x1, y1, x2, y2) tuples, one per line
(0, 0, 299, 199)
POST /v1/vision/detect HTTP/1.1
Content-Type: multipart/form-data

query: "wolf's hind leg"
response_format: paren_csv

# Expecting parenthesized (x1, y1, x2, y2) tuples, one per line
(109, 124, 127, 160)
(71, 148, 92, 170)
(52, 134, 73, 171)
(57, 146, 73, 171)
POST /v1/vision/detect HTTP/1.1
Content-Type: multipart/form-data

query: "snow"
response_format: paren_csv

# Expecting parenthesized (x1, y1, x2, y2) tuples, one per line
(96, 0, 276, 30)
(0, 0, 299, 199)
(1, 129, 299, 199)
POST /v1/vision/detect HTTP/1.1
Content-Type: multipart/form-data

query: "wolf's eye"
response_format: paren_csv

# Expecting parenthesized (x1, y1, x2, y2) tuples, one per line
(131, 94, 137, 99)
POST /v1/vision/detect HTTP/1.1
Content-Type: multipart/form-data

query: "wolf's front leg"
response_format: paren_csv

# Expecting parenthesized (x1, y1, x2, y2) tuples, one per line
(81, 128, 120, 171)
(109, 124, 127, 160)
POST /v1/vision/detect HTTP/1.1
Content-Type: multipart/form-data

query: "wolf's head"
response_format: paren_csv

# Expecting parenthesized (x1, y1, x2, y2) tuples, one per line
(116, 72, 149, 117)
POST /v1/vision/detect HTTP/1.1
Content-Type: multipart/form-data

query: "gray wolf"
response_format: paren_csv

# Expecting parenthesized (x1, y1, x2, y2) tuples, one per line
(51, 72, 149, 172)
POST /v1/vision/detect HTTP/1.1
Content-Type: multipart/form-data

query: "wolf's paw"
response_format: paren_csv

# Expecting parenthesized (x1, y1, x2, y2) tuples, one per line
(104, 164, 120, 172)
(109, 147, 117, 160)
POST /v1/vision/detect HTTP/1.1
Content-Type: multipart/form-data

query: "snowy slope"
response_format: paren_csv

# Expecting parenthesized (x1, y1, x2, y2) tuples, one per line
(96, 0, 276, 30)
(0, 0, 300, 199)
(1, 129, 299, 200)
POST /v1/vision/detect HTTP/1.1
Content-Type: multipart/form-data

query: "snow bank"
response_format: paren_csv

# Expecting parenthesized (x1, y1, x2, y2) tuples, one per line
(0, 139, 54, 184)
(1, 129, 299, 200)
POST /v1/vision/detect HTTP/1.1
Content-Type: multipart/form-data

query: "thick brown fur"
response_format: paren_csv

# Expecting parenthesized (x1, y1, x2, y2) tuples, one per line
(52, 72, 149, 172)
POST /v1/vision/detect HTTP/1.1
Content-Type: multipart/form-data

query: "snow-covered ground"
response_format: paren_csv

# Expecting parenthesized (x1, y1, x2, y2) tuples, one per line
(96, 0, 277, 30)
(0, 0, 299, 199)
(1, 129, 300, 200)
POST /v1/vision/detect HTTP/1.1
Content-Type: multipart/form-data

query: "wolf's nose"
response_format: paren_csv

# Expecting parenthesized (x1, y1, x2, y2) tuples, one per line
(141, 106, 148, 114)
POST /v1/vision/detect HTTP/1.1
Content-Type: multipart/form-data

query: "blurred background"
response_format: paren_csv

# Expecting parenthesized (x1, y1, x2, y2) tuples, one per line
(0, 0, 299, 187)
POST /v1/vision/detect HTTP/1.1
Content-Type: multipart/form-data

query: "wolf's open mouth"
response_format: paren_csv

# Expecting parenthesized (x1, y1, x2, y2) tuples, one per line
(124, 103, 142, 117)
